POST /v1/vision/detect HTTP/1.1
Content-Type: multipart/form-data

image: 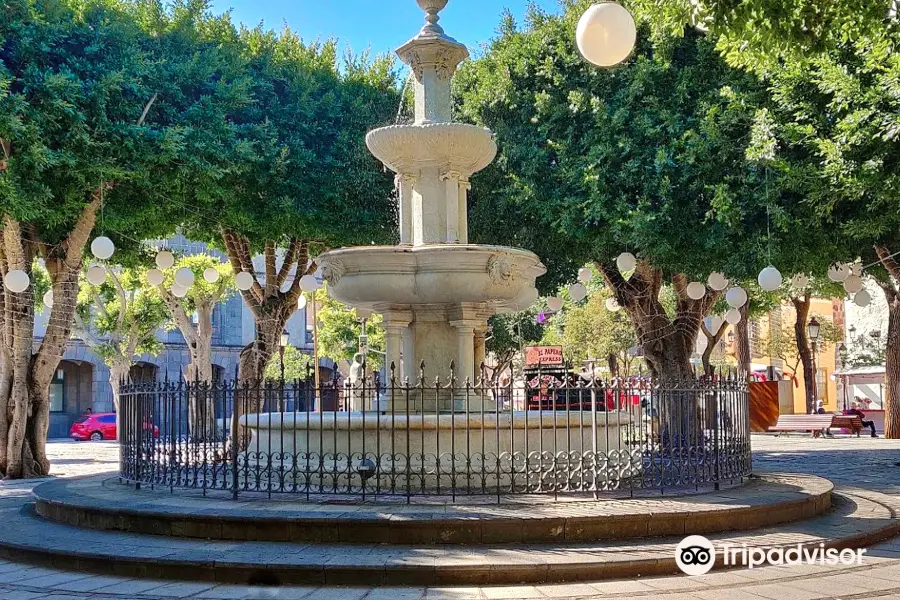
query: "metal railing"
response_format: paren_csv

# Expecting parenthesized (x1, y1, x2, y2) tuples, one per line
(119, 365, 751, 502)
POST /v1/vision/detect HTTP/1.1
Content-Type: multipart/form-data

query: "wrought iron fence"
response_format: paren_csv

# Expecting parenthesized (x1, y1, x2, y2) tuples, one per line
(119, 365, 751, 502)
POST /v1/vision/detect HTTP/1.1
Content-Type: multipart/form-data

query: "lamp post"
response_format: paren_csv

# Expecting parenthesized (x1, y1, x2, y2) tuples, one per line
(807, 317, 820, 411)
(299, 275, 320, 409)
(279, 329, 290, 381)
(279, 329, 289, 412)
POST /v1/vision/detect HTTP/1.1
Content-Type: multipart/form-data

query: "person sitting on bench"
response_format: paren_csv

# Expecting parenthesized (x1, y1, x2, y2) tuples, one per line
(815, 400, 833, 438)
(846, 401, 878, 438)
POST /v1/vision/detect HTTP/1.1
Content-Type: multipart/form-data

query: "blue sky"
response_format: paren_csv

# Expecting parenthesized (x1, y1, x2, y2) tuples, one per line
(208, 0, 560, 57)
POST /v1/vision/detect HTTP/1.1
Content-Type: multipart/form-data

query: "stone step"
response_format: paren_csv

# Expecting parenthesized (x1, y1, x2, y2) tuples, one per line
(33, 473, 831, 544)
(3, 487, 898, 586)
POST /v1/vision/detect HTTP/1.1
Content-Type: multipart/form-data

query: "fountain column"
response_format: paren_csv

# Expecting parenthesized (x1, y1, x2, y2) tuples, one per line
(450, 320, 477, 389)
(316, 0, 546, 413)
(473, 327, 487, 377)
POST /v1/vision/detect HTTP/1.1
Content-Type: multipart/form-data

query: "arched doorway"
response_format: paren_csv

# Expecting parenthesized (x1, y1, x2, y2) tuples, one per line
(49, 359, 95, 439)
(129, 362, 158, 383)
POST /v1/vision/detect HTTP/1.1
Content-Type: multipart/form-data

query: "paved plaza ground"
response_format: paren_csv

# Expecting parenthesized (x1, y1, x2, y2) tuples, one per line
(0, 436, 897, 599)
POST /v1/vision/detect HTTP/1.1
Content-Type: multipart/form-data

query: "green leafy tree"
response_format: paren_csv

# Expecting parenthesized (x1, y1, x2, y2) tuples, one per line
(485, 308, 544, 385)
(315, 289, 385, 372)
(179, 27, 400, 392)
(73, 265, 169, 420)
(156, 254, 234, 383)
(456, 8, 786, 381)
(670, 0, 900, 434)
(539, 269, 638, 375)
(0, 0, 213, 476)
(264, 345, 314, 381)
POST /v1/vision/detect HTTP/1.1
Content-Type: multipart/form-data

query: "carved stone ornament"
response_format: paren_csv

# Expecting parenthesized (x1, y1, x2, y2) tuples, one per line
(319, 259, 346, 286)
(486, 255, 522, 286)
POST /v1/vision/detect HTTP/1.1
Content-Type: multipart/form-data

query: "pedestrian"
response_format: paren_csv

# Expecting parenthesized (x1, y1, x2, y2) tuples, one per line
(846, 401, 878, 438)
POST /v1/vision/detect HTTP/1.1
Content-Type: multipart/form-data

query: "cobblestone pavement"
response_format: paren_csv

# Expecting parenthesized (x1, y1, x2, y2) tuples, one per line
(0, 436, 895, 600)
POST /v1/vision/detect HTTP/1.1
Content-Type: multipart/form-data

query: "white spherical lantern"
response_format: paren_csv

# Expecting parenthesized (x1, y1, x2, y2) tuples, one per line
(605, 297, 621, 312)
(616, 252, 636, 273)
(297, 294, 308, 310)
(827, 263, 849, 283)
(791, 274, 809, 289)
(708, 316, 724, 335)
(155, 250, 175, 270)
(235, 271, 254, 291)
(146, 268, 164, 287)
(696, 335, 708, 353)
(725, 308, 742, 325)
(757, 266, 783, 292)
(86, 265, 107, 286)
(90, 236, 115, 260)
(725, 286, 748, 309)
(686, 281, 706, 300)
(170, 285, 188, 299)
(854, 289, 871, 307)
(203, 267, 220, 284)
(546, 296, 564, 312)
(577, 267, 592, 283)
(174, 267, 195, 288)
(707, 272, 729, 291)
(843, 274, 863, 294)
(849, 262, 862, 277)
(43, 290, 53, 308)
(299, 274, 319, 292)
(568, 282, 587, 302)
(3, 270, 30, 293)
(575, 2, 637, 68)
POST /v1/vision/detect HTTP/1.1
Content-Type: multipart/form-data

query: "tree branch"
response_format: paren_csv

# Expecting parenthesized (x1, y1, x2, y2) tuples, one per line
(158, 284, 199, 346)
(276, 237, 301, 290)
(875, 245, 900, 290)
(136, 93, 158, 127)
(108, 268, 128, 332)
(264, 242, 276, 296)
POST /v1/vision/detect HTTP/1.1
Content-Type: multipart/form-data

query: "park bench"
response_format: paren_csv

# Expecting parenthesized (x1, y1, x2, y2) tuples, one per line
(768, 414, 836, 438)
(831, 415, 863, 437)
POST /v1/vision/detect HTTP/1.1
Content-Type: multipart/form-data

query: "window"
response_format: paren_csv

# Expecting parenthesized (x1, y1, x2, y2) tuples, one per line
(99, 415, 116, 424)
(49, 369, 64, 412)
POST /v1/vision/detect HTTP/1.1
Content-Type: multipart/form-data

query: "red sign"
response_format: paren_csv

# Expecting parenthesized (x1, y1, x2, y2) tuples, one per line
(525, 346, 564, 366)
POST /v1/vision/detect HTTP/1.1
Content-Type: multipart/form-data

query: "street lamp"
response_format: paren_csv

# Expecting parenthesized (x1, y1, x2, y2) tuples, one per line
(279, 329, 289, 381)
(807, 317, 820, 411)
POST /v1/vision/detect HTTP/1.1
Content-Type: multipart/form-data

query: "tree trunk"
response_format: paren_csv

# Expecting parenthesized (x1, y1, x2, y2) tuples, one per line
(735, 304, 751, 376)
(607, 352, 619, 377)
(108, 362, 130, 441)
(791, 295, 816, 414)
(597, 262, 720, 447)
(874, 246, 900, 439)
(700, 321, 724, 376)
(0, 196, 100, 478)
(596, 262, 718, 381)
(883, 291, 900, 438)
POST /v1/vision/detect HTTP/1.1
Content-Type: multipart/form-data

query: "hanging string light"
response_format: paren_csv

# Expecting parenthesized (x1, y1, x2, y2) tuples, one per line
(707, 272, 728, 291)
(686, 281, 706, 300)
(3, 270, 30, 293)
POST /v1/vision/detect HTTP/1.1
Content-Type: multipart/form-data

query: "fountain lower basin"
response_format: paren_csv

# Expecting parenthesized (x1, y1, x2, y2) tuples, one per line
(240, 411, 636, 492)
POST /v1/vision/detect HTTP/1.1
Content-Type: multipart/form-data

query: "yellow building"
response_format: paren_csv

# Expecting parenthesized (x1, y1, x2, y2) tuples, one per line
(723, 297, 842, 414)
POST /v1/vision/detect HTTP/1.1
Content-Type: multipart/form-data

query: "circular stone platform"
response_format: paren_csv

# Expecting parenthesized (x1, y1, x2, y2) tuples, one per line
(34, 473, 832, 545)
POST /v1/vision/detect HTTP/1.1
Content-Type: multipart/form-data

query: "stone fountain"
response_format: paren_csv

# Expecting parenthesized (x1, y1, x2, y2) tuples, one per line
(239, 0, 633, 491)
(317, 0, 544, 411)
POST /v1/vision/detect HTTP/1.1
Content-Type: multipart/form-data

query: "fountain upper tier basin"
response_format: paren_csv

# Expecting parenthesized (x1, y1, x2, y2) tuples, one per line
(317, 244, 545, 312)
(366, 123, 496, 175)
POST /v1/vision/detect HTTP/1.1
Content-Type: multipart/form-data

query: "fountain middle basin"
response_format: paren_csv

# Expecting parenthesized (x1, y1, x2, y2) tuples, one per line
(318, 244, 545, 312)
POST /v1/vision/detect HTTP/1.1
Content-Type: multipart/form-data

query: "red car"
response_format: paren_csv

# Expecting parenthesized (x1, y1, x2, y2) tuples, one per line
(69, 413, 159, 441)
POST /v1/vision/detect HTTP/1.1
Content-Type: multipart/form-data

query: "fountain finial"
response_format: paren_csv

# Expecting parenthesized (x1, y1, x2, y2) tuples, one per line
(417, 0, 448, 36)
